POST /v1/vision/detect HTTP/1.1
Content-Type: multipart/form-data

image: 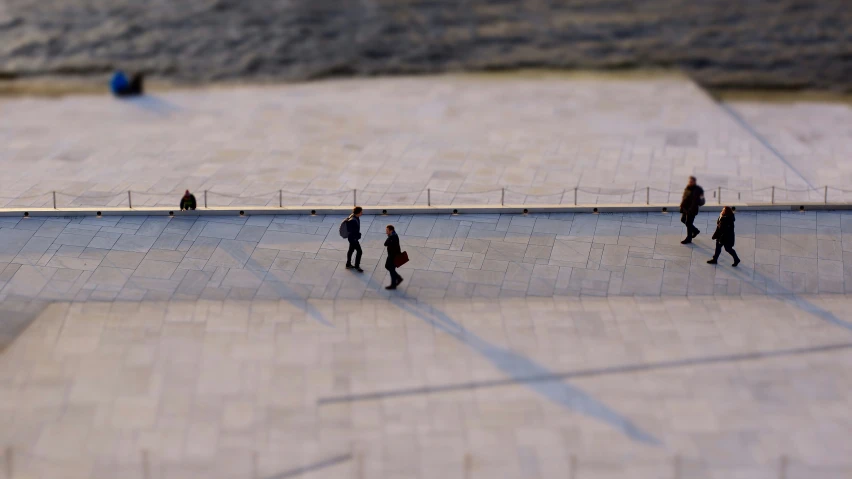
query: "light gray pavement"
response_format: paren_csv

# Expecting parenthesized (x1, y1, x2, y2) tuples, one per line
(4, 75, 852, 478)
(726, 100, 852, 195)
(1, 210, 851, 302)
(0, 73, 840, 209)
(3, 211, 852, 478)
(2, 294, 852, 478)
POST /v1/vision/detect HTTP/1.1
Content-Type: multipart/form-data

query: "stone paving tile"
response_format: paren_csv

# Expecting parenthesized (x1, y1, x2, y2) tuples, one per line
(111, 234, 157, 253)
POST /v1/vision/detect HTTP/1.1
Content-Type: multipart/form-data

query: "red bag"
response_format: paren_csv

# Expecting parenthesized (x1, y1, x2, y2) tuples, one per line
(394, 251, 409, 268)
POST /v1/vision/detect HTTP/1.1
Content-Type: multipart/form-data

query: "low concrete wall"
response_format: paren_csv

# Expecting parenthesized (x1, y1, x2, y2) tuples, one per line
(1, 202, 850, 218)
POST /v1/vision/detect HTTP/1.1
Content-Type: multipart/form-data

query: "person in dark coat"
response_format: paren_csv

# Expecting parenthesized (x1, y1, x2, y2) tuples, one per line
(384, 224, 403, 290)
(679, 176, 705, 244)
(345, 206, 364, 272)
(707, 206, 740, 267)
(180, 190, 196, 211)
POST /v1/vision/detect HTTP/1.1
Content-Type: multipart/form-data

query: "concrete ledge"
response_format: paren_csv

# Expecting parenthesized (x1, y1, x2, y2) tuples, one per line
(2, 202, 851, 218)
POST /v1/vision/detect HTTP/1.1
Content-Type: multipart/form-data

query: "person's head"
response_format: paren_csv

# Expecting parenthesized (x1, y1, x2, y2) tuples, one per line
(386, 224, 395, 236)
(184, 189, 190, 197)
(688, 176, 696, 187)
(353, 206, 363, 217)
(722, 206, 734, 217)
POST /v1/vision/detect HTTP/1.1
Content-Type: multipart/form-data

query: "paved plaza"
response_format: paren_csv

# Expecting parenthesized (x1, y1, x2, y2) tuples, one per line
(0, 211, 852, 477)
(3, 73, 852, 478)
(1, 210, 852, 302)
(2, 73, 850, 210)
(2, 294, 852, 479)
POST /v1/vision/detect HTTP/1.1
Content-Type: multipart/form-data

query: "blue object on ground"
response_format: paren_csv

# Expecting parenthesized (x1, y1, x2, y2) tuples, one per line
(110, 71, 130, 95)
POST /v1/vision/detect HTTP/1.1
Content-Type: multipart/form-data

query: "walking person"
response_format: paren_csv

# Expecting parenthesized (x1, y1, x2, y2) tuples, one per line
(707, 206, 740, 267)
(679, 176, 705, 244)
(384, 224, 404, 290)
(345, 206, 364, 272)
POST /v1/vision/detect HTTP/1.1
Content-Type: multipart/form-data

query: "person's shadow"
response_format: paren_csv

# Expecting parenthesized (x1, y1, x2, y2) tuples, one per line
(690, 241, 852, 332)
(123, 95, 181, 117)
(352, 269, 660, 445)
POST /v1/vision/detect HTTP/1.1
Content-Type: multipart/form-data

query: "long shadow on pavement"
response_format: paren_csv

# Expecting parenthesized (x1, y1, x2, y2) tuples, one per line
(691, 242, 852, 332)
(349, 266, 660, 445)
(241, 250, 333, 327)
(124, 95, 181, 117)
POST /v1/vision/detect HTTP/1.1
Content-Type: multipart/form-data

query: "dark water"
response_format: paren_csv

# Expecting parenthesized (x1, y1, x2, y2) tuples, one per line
(1, 0, 850, 91)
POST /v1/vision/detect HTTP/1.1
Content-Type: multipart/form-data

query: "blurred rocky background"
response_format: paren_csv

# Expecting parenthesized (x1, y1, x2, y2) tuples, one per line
(0, 0, 850, 91)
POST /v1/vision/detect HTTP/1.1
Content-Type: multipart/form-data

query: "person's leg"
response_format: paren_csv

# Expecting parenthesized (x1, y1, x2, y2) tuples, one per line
(708, 241, 722, 264)
(354, 241, 362, 267)
(690, 213, 700, 237)
(385, 258, 397, 288)
(725, 245, 740, 266)
(687, 213, 699, 236)
(682, 213, 696, 243)
(346, 240, 356, 266)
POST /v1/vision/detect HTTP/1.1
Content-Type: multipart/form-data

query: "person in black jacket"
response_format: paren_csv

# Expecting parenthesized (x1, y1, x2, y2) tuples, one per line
(707, 206, 740, 267)
(384, 224, 403, 290)
(679, 176, 705, 244)
(180, 190, 196, 211)
(345, 206, 364, 272)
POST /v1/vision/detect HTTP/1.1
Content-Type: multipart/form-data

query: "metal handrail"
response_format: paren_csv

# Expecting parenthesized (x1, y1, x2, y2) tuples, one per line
(4, 184, 852, 209)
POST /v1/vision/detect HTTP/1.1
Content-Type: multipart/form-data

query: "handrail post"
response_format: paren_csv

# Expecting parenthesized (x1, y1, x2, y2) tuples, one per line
(646, 186, 650, 205)
(717, 186, 721, 205)
(574, 187, 578, 206)
(279, 189, 283, 208)
(128, 191, 132, 209)
(825, 185, 828, 204)
(141, 449, 150, 479)
(427, 188, 431, 207)
(353, 189, 357, 207)
(52, 191, 56, 209)
(501, 188, 504, 206)
(5, 445, 13, 479)
(204, 190, 208, 208)
(771, 186, 775, 204)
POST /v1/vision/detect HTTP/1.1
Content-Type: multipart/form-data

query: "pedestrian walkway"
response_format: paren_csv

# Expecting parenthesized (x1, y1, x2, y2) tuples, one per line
(2, 295, 852, 479)
(0, 210, 849, 302)
(3, 210, 852, 478)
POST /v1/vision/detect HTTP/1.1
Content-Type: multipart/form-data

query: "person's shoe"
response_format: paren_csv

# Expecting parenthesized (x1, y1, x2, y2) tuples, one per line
(354, 266, 364, 273)
(732, 259, 740, 267)
(692, 229, 701, 238)
(396, 277, 404, 286)
(345, 264, 354, 269)
(707, 259, 718, 265)
(681, 238, 692, 245)
(385, 284, 397, 290)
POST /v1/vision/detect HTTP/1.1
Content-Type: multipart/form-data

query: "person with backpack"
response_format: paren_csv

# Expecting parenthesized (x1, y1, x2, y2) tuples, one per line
(340, 206, 364, 272)
(679, 176, 705, 244)
(707, 206, 741, 267)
